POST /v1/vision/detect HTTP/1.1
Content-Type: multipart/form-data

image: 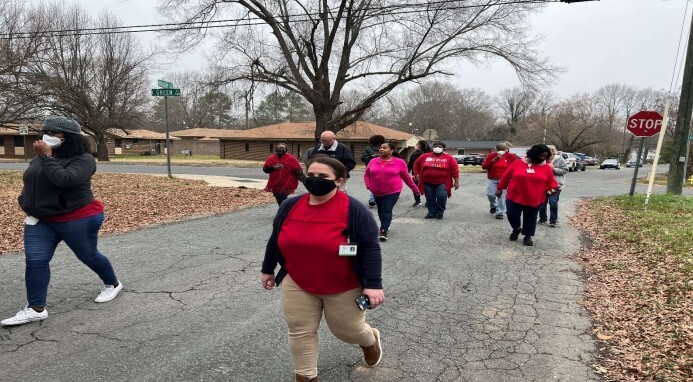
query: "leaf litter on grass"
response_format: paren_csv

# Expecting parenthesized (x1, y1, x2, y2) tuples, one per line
(0, 170, 274, 254)
(572, 195, 692, 382)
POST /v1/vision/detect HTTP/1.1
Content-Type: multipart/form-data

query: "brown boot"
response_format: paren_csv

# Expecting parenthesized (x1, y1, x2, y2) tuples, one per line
(295, 374, 319, 382)
(360, 328, 383, 366)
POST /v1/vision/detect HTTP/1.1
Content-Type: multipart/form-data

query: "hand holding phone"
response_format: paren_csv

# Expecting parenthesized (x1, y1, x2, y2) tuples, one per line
(355, 295, 371, 311)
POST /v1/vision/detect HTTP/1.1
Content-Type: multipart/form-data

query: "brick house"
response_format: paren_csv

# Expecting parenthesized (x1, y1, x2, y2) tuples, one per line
(213, 121, 415, 162)
(169, 128, 237, 156)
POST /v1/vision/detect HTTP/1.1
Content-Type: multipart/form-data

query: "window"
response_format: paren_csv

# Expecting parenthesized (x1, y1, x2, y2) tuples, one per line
(0, 136, 4, 146)
(269, 143, 274, 153)
(114, 139, 122, 147)
(245, 142, 249, 152)
(297, 144, 302, 156)
(13, 136, 23, 147)
(457, 149, 465, 155)
(132, 138, 139, 143)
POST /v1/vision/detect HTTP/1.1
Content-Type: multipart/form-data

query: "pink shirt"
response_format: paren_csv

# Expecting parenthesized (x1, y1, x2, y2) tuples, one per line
(364, 157, 418, 197)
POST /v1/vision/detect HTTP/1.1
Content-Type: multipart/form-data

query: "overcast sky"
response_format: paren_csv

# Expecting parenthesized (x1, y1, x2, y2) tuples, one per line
(69, 0, 691, 98)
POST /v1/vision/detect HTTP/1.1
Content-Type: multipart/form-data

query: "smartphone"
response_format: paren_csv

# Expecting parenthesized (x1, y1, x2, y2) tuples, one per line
(355, 295, 371, 311)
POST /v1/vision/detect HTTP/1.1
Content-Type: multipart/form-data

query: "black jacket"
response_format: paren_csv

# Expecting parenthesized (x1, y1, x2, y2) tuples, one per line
(407, 150, 422, 173)
(19, 154, 96, 218)
(309, 142, 356, 175)
(262, 193, 383, 289)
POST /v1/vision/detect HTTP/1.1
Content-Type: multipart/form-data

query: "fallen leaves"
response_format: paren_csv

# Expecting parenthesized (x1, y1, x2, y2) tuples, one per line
(572, 196, 693, 382)
(0, 170, 274, 254)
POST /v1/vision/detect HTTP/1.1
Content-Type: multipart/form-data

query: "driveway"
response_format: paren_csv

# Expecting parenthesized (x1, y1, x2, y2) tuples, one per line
(0, 164, 686, 381)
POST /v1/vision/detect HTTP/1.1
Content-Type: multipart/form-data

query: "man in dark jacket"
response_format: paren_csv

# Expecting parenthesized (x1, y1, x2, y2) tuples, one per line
(308, 131, 356, 190)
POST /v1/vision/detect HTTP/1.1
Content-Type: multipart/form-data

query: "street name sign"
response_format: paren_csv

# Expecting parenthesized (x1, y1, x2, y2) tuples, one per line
(157, 80, 174, 89)
(627, 111, 663, 137)
(152, 88, 181, 97)
(19, 125, 29, 135)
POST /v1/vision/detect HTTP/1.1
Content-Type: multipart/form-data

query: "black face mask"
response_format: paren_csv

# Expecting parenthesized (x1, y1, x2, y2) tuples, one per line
(304, 176, 337, 196)
(276, 149, 286, 156)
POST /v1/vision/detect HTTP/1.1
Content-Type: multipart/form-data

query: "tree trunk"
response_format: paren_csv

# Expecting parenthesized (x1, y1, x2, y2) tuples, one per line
(96, 134, 109, 161)
(314, 108, 335, 140)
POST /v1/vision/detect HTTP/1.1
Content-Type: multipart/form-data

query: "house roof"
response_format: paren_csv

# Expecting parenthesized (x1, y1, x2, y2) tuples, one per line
(170, 128, 236, 139)
(0, 127, 40, 136)
(214, 121, 412, 141)
(443, 140, 508, 149)
(106, 129, 180, 140)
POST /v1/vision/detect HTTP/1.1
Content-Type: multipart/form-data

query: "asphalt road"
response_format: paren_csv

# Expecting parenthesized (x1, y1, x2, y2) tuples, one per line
(0, 163, 688, 382)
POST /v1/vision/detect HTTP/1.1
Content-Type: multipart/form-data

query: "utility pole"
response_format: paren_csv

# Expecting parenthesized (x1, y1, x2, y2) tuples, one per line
(667, 7, 693, 194)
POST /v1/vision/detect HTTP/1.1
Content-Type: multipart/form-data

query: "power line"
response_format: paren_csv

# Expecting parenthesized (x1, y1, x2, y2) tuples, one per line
(670, 0, 691, 93)
(0, 0, 562, 40)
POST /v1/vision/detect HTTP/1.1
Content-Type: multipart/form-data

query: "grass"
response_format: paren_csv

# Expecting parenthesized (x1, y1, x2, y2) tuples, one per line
(106, 154, 264, 167)
(609, 194, 693, 267)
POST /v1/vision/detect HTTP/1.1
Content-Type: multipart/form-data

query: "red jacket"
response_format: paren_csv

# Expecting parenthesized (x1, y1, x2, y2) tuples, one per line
(263, 153, 302, 194)
(413, 152, 460, 197)
(497, 160, 558, 207)
(482, 152, 517, 179)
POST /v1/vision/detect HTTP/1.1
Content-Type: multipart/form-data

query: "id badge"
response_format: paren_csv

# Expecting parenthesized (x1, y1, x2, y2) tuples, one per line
(24, 216, 39, 225)
(526, 168, 535, 174)
(339, 242, 358, 256)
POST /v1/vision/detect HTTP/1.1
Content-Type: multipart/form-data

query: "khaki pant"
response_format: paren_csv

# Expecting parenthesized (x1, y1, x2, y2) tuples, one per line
(281, 274, 376, 379)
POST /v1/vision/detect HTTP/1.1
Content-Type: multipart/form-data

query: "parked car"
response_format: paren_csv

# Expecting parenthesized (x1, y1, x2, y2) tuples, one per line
(452, 154, 466, 164)
(584, 156, 598, 166)
(625, 159, 643, 168)
(599, 158, 621, 170)
(561, 152, 585, 172)
(573, 153, 587, 171)
(462, 154, 485, 166)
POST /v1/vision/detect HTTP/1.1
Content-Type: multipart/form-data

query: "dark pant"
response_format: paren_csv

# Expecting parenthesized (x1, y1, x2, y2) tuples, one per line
(374, 193, 400, 231)
(539, 191, 561, 223)
(413, 179, 421, 204)
(506, 199, 540, 237)
(424, 183, 447, 216)
(273, 192, 289, 206)
(24, 212, 118, 308)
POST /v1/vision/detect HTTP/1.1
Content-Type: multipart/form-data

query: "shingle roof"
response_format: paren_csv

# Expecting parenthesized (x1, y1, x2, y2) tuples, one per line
(106, 129, 180, 140)
(213, 121, 412, 141)
(170, 128, 237, 139)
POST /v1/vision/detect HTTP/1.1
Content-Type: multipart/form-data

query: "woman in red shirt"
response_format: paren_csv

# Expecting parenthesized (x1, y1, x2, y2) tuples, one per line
(496, 144, 558, 246)
(262, 156, 384, 382)
(413, 141, 460, 219)
(263, 143, 303, 205)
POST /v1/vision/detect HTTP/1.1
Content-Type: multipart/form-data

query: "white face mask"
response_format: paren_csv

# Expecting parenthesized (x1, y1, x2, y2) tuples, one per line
(432, 147, 444, 154)
(42, 134, 63, 148)
(496, 150, 506, 156)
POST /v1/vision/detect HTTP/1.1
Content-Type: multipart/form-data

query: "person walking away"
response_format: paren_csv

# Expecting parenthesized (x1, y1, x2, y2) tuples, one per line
(2, 116, 122, 327)
(481, 143, 517, 219)
(538, 145, 568, 227)
(263, 143, 304, 205)
(496, 144, 558, 246)
(308, 131, 356, 192)
(261, 156, 384, 382)
(361, 135, 385, 207)
(407, 140, 431, 207)
(413, 141, 460, 219)
(364, 143, 420, 241)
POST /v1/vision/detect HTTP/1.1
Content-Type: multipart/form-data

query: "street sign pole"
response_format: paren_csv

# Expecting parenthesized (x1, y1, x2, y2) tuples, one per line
(645, 101, 670, 210)
(164, 95, 172, 178)
(629, 137, 646, 196)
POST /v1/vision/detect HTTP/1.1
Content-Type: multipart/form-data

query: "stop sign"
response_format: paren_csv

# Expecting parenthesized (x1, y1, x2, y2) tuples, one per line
(627, 111, 664, 137)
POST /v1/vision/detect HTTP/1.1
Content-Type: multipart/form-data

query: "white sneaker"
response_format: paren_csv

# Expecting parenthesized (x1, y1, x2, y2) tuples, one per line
(1, 306, 48, 326)
(95, 282, 123, 303)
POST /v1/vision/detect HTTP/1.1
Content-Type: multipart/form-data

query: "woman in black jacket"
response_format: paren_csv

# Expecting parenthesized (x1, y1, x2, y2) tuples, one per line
(1, 116, 122, 327)
(407, 140, 431, 206)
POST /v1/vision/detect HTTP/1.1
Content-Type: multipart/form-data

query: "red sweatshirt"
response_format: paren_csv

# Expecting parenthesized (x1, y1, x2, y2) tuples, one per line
(497, 160, 558, 207)
(482, 152, 517, 179)
(413, 152, 460, 197)
(277, 192, 361, 295)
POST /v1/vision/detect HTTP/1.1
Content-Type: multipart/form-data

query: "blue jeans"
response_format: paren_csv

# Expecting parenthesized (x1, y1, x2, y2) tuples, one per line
(506, 199, 540, 237)
(539, 191, 561, 223)
(424, 183, 447, 216)
(24, 212, 118, 308)
(486, 179, 506, 214)
(374, 193, 400, 231)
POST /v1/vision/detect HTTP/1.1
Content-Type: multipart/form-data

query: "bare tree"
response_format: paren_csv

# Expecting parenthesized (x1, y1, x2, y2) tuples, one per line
(161, 0, 555, 139)
(548, 93, 606, 153)
(28, 5, 151, 160)
(496, 87, 537, 135)
(0, 1, 46, 126)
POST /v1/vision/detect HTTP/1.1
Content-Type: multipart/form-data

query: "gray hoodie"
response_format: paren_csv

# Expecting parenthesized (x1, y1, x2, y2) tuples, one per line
(551, 154, 569, 189)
